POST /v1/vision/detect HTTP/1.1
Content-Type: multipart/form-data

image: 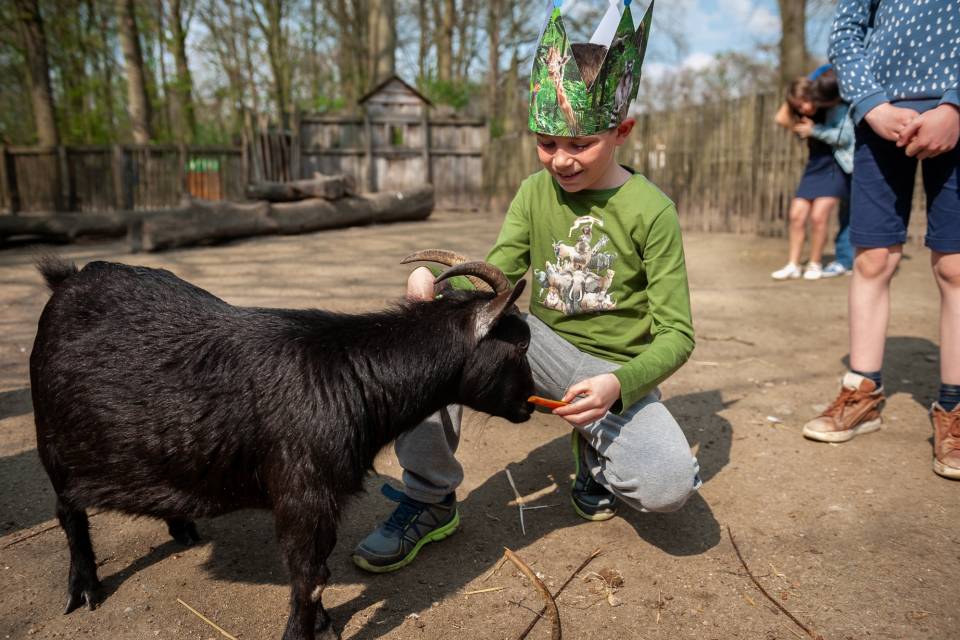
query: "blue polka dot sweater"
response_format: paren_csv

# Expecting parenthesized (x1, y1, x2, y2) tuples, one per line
(829, 0, 959, 124)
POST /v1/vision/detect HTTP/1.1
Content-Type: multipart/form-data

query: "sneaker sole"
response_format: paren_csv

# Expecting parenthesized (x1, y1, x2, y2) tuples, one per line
(802, 418, 882, 442)
(351, 510, 460, 574)
(933, 460, 960, 480)
(570, 432, 617, 522)
(570, 497, 617, 522)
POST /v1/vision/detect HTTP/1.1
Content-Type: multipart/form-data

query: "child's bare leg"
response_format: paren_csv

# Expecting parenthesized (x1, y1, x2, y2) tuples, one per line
(787, 198, 813, 264)
(808, 197, 838, 265)
(932, 251, 960, 384)
(849, 245, 902, 372)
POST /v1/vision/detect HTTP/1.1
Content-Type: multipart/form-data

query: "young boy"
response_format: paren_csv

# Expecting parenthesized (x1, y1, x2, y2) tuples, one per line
(353, 0, 702, 572)
(804, 0, 960, 479)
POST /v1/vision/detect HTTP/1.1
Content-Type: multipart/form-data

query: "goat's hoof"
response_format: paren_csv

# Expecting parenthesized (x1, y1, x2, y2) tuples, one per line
(63, 587, 99, 614)
(167, 519, 202, 546)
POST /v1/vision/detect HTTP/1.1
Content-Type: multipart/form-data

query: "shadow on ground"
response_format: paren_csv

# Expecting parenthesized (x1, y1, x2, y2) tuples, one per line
(3, 389, 728, 638)
(840, 336, 940, 407)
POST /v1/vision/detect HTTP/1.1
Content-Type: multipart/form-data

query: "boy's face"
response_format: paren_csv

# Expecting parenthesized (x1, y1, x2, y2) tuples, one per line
(535, 118, 635, 192)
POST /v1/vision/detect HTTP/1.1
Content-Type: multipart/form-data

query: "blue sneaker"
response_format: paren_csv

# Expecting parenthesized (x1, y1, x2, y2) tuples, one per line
(352, 484, 459, 573)
(822, 261, 850, 278)
(571, 431, 617, 521)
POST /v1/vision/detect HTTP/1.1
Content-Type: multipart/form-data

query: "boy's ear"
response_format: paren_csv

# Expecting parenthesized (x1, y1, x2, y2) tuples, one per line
(614, 118, 636, 144)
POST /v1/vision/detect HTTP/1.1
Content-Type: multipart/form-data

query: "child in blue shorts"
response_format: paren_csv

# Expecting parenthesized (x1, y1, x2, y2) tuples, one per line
(804, 0, 960, 480)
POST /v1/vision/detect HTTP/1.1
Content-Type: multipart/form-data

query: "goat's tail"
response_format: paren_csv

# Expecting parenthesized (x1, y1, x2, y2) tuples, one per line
(36, 255, 79, 292)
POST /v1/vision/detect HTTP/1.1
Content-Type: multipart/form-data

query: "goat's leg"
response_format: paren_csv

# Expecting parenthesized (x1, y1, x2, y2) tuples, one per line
(276, 505, 339, 640)
(56, 497, 101, 614)
(165, 517, 201, 546)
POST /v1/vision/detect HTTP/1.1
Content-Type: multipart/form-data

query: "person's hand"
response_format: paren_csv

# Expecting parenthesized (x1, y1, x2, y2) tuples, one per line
(552, 373, 621, 427)
(896, 104, 960, 160)
(864, 103, 919, 141)
(793, 117, 814, 139)
(406, 266, 436, 301)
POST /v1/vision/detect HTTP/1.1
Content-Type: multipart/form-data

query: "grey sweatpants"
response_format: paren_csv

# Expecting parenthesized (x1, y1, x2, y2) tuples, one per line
(396, 315, 702, 513)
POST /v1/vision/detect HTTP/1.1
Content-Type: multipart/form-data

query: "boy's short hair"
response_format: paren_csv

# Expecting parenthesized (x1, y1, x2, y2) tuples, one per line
(809, 69, 840, 106)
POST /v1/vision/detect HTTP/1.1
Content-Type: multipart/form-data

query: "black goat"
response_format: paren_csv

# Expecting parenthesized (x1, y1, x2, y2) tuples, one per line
(30, 251, 534, 640)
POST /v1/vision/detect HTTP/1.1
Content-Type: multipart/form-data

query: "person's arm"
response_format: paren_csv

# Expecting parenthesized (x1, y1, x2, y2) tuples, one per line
(774, 102, 796, 130)
(809, 105, 855, 149)
(828, 0, 888, 124)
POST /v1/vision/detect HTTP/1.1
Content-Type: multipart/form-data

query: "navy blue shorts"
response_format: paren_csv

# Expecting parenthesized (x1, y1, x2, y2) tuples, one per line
(849, 122, 960, 253)
(796, 150, 850, 201)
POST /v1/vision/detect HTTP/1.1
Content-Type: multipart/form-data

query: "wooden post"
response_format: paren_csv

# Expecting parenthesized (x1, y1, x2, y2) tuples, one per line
(178, 143, 189, 200)
(363, 108, 376, 192)
(291, 106, 302, 180)
(1, 146, 19, 214)
(421, 106, 432, 185)
(112, 144, 126, 210)
(57, 146, 73, 212)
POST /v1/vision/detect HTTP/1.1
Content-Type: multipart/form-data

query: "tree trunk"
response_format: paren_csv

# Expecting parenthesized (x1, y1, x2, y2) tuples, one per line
(777, 0, 808, 90)
(116, 0, 153, 143)
(486, 0, 502, 128)
(435, 0, 454, 82)
(367, 0, 396, 87)
(13, 0, 59, 146)
(417, 1, 430, 81)
(169, 0, 197, 142)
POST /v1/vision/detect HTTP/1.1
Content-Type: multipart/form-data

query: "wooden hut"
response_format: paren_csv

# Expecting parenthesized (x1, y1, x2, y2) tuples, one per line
(298, 75, 486, 209)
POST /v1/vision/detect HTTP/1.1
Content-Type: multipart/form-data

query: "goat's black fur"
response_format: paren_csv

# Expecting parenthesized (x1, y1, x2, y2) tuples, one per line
(30, 257, 533, 640)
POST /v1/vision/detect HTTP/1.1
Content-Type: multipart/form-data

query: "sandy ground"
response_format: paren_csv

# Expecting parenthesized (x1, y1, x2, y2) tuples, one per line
(0, 210, 956, 640)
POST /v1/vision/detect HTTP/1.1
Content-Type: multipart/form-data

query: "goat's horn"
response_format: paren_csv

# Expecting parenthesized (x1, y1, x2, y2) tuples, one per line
(402, 249, 492, 292)
(401, 249, 469, 267)
(435, 261, 511, 295)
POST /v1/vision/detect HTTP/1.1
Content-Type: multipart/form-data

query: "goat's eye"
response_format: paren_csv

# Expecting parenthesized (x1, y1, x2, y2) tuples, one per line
(517, 341, 529, 353)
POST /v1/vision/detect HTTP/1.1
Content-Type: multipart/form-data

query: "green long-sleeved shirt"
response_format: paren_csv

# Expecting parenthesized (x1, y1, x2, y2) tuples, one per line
(485, 169, 695, 411)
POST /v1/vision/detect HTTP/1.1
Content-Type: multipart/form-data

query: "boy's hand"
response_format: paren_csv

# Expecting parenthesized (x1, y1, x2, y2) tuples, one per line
(553, 373, 621, 427)
(793, 118, 814, 139)
(406, 266, 436, 301)
(864, 103, 919, 141)
(896, 104, 960, 160)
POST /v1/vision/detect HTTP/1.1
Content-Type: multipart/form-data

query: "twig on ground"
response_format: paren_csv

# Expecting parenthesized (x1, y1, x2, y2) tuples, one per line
(508, 599, 546, 618)
(656, 587, 664, 623)
(176, 598, 238, 640)
(727, 526, 824, 640)
(464, 586, 505, 596)
(700, 334, 757, 347)
(517, 547, 601, 640)
(504, 469, 526, 535)
(481, 556, 508, 583)
(504, 547, 561, 640)
(2, 511, 103, 549)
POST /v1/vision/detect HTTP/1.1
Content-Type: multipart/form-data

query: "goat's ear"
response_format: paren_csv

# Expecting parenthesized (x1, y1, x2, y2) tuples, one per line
(473, 280, 526, 341)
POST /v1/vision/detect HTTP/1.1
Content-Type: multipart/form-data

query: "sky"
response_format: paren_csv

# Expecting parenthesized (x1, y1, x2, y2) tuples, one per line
(644, 0, 834, 75)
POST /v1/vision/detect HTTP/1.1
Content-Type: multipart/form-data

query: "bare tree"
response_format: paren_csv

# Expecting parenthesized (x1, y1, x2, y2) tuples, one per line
(13, 0, 59, 145)
(116, 0, 153, 143)
(168, 0, 197, 141)
(778, 0, 809, 88)
(368, 0, 396, 86)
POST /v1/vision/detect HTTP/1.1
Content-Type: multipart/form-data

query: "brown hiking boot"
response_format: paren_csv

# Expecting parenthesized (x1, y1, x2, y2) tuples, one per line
(803, 372, 885, 442)
(931, 403, 960, 480)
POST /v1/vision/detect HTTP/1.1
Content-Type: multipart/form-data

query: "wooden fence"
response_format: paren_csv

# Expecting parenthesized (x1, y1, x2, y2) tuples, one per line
(484, 92, 927, 240)
(0, 145, 245, 214)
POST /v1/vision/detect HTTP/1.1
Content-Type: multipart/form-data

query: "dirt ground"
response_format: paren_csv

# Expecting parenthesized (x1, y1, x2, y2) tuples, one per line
(1, 210, 956, 640)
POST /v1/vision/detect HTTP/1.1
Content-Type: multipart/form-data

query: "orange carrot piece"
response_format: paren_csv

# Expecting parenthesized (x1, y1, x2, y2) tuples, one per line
(527, 395, 569, 410)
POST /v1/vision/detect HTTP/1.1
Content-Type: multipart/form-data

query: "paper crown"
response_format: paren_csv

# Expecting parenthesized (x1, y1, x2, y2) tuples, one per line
(529, 0, 654, 136)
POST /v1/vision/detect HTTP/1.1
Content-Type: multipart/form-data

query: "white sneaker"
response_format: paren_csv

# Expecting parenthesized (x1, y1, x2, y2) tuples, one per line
(803, 262, 823, 280)
(771, 263, 802, 280)
(822, 261, 849, 278)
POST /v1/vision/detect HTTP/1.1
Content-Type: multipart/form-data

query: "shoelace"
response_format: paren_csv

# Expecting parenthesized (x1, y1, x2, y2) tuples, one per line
(380, 483, 427, 535)
(822, 386, 862, 417)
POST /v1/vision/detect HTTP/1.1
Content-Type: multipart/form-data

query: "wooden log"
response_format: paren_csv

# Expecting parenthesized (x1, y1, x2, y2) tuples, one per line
(268, 185, 434, 234)
(0, 211, 132, 242)
(138, 198, 276, 252)
(244, 173, 357, 202)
